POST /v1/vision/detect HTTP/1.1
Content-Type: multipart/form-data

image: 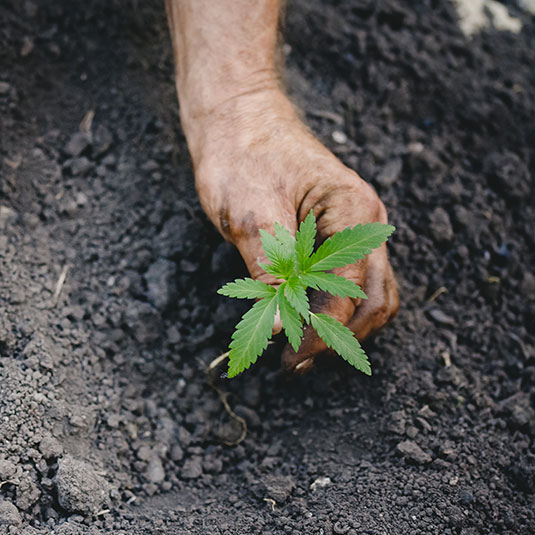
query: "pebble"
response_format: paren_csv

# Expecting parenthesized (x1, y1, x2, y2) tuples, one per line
(0, 459, 17, 479)
(181, 456, 203, 479)
(69, 156, 93, 176)
(0, 500, 22, 527)
(376, 158, 403, 187)
(146, 456, 165, 484)
(0, 81, 12, 95)
(310, 476, 332, 491)
(137, 446, 151, 461)
(429, 207, 453, 243)
(262, 475, 295, 503)
(55, 456, 109, 514)
(123, 301, 161, 344)
(154, 215, 190, 258)
(16, 476, 41, 510)
(396, 440, 432, 464)
(386, 410, 407, 435)
(64, 132, 91, 157)
(484, 151, 530, 201)
(144, 258, 177, 310)
(170, 445, 184, 462)
(332, 130, 348, 144)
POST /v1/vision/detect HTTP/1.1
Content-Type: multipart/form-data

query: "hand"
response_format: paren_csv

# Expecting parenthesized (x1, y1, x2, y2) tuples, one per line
(186, 88, 399, 374)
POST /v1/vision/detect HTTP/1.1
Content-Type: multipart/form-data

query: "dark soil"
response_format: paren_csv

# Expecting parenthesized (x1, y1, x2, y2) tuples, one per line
(1, 0, 534, 533)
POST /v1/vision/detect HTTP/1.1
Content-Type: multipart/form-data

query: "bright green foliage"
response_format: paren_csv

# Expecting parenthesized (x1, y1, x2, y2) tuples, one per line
(283, 277, 309, 320)
(300, 272, 367, 300)
(226, 294, 278, 377)
(218, 211, 395, 377)
(309, 313, 371, 375)
(219, 278, 276, 299)
(277, 289, 303, 352)
(309, 223, 395, 272)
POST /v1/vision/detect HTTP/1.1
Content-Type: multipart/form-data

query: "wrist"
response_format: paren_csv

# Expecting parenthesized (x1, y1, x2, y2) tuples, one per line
(179, 83, 296, 167)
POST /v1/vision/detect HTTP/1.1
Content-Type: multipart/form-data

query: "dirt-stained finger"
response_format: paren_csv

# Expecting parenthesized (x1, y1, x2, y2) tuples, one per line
(347, 245, 399, 340)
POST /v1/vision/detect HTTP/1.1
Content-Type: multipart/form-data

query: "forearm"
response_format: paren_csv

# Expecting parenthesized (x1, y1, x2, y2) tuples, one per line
(165, 0, 282, 129)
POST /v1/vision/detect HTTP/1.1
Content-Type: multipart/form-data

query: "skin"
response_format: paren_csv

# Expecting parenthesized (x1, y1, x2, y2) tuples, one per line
(165, 0, 399, 374)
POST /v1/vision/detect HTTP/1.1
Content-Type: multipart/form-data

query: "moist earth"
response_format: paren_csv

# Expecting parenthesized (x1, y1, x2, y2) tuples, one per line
(1, 0, 534, 534)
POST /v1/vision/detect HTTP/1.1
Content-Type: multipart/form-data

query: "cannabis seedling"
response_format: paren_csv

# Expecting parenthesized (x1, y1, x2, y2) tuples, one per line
(218, 211, 394, 377)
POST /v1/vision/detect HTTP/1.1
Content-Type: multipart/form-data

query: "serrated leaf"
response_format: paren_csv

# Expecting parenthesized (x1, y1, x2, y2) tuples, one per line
(227, 294, 278, 377)
(283, 277, 310, 320)
(259, 229, 286, 264)
(295, 210, 317, 271)
(277, 288, 303, 352)
(258, 261, 293, 280)
(218, 278, 277, 299)
(310, 313, 371, 375)
(300, 272, 367, 299)
(308, 223, 395, 272)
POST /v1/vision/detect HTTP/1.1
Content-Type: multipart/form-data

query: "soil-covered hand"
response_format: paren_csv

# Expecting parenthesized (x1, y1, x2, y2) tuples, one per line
(186, 88, 399, 374)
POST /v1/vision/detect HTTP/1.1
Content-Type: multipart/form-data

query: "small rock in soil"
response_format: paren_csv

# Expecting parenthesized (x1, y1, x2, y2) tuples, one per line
(144, 258, 177, 310)
(154, 214, 191, 258)
(65, 156, 93, 176)
(55, 456, 109, 514)
(386, 410, 407, 435)
(181, 456, 203, 479)
(0, 81, 12, 95)
(16, 476, 41, 510)
(146, 455, 165, 484)
(123, 301, 161, 344)
(376, 158, 403, 187)
(520, 271, 535, 299)
(262, 475, 295, 503)
(170, 445, 184, 462)
(396, 440, 432, 464)
(429, 207, 453, 243)
(64, 132, 91, 157)
(39, 436, 63, 458)
(310, 476, 332, 491)
(483, 151, 530, 201)
(0, 459, 17, 480)
(0, 500, 22, 527)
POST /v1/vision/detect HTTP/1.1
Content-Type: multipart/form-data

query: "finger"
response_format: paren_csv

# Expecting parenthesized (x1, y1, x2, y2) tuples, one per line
(347, 245, 399, 340)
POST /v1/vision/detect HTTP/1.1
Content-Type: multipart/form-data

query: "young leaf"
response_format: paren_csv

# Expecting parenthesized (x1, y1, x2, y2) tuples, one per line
(259, 229, 286, 265)
(258, 260, 294, 280)
(310, 312, 371, 375)
(227, 294, 278, 377)
(283, 277, 310, 320)
(259, 229, 295, 279)
(300, 272, 367, 300)
(274, 222, 296, 254)
(308, 223, 395, 272)
(218, 278, 277, 299)
(295, 210, 317, 271)
(277, 288, 303, 352)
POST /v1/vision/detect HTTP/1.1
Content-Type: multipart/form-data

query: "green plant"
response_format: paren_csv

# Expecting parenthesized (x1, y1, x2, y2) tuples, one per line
(218, 211, 395, 377)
